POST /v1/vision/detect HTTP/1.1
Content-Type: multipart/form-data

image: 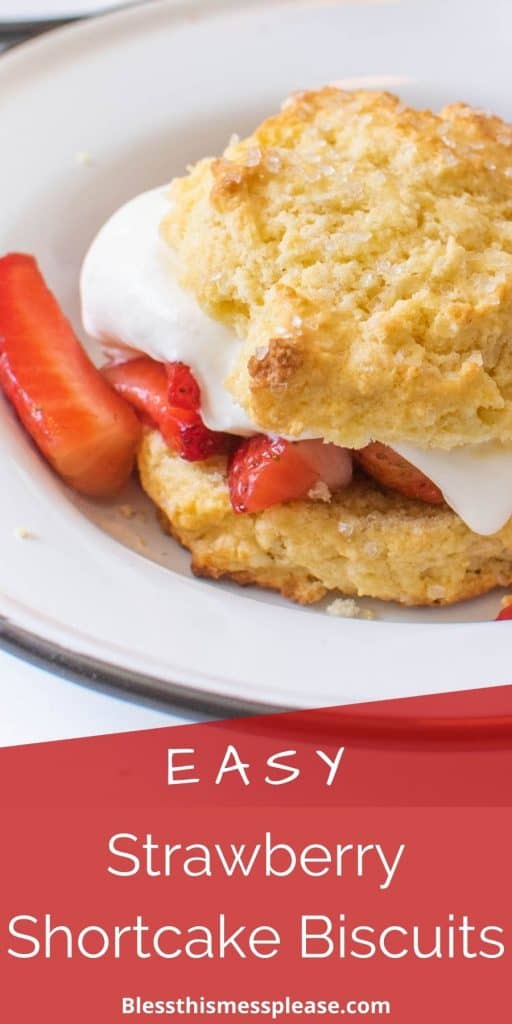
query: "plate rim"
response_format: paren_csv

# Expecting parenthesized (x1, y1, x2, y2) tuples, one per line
(4, 616, 512, 744)
(0, 0, 144, 27)
(0, 0, 280, 32)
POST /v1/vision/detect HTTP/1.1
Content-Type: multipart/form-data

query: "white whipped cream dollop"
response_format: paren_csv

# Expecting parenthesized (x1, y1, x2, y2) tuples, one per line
(81, 188, 254, 436)
(395, 442, 512, 537)
(80, 187, 512, 538)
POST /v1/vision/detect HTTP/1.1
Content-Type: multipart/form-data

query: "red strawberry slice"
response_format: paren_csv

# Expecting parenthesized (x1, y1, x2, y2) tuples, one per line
(104, 357, 170, 428)
(167, 361, 201, 410)
(355, 442, 443, 504)
(297, 439, 353, 492)
(228, 436, 352, 513)
(105, 356, 233, 461)
(497, 600, 512, 621)
(0, 253, 141, 497)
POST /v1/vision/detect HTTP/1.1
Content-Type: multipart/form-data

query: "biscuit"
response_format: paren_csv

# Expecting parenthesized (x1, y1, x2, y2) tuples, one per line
(138, 430, 512, 606)
(162, 89, 512, 450)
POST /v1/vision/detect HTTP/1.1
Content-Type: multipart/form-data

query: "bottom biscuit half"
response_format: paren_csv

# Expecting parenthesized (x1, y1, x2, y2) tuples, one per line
(138, 430, 512, 607)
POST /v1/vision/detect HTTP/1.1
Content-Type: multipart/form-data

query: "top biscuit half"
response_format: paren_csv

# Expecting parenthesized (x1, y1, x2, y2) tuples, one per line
(162, 88, 512, 450)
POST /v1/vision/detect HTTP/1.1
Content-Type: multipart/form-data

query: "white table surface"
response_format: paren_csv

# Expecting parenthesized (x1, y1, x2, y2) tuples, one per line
(0, 647, 192, 747)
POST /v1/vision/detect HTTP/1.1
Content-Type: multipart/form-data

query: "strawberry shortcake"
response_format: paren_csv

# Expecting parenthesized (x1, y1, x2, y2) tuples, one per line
(4, 89, 512, 606)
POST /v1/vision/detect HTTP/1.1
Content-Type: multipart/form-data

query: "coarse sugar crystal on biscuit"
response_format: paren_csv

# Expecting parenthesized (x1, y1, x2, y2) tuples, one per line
(162, 88, 512, 450)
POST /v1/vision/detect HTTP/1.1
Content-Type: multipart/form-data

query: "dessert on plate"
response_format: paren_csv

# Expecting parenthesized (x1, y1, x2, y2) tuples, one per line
(3, 88, 512, 607)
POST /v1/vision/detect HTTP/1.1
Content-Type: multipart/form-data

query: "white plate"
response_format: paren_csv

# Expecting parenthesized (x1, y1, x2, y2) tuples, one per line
(0, 0, 511, 715)
(0, 0, 137, 25)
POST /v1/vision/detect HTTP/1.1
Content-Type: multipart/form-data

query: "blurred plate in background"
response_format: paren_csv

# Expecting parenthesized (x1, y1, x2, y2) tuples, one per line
(0, 0, 139, 28)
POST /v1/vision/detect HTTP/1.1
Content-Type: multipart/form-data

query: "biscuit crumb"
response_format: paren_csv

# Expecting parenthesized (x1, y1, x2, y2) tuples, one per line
(119, 504, 136, 520)
(13, 526, 36, 541)
(326, 598, 376, 621)
(426, 584, 446, 601)
(308, 481, 331, 503)
(75, 150, 94, 166)
(500, 594, 512, 609)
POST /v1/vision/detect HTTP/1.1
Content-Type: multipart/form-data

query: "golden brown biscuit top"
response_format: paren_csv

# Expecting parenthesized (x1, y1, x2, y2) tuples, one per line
(162, 89, 512, 449)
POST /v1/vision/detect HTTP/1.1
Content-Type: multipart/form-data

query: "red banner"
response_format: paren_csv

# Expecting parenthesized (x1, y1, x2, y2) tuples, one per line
(1, 686, 512, 1022)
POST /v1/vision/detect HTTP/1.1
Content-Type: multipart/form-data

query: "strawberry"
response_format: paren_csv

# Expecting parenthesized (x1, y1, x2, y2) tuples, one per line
(104, 357, 170, 429)
(0, 253, 141, 498)
(167, 361, 201, 410)
(228, 436, 352, 513)
(104, 356, 232, 461)
(296, 439, 353, 492)
(354, 442, 443, 505)
(497, 597, 512, 621)
(496, 606, 512, 621)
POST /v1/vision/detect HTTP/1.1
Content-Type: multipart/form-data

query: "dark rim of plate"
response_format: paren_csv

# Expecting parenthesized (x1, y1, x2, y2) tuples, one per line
(2, 617, 512, 746)
(0, 18, 76, 35)
(0, 615, 275, 718)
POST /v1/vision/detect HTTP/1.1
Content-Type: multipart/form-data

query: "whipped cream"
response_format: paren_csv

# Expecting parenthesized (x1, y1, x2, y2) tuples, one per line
(395, 442, 512, 536)
(81, 188, 254, 435)
(81, 187, 512, 537)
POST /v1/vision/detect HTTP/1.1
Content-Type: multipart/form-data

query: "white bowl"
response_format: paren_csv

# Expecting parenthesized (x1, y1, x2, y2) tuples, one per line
(0, 0, 510, 714)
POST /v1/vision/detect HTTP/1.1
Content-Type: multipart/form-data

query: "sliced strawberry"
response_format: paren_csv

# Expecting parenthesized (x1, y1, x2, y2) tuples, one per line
(496, 606, 512, 621)
(297, 439, 353, 492)
(104, 357, 170, 428)
(104, 356, 232, 461)
(0, 253, 141, 498)
(497, 597, 512, 621)
(229, 437, 316, 513)
(167, 361, 201, 410)
(228, 436, 352, 514)
(354, 442, 443, 504)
